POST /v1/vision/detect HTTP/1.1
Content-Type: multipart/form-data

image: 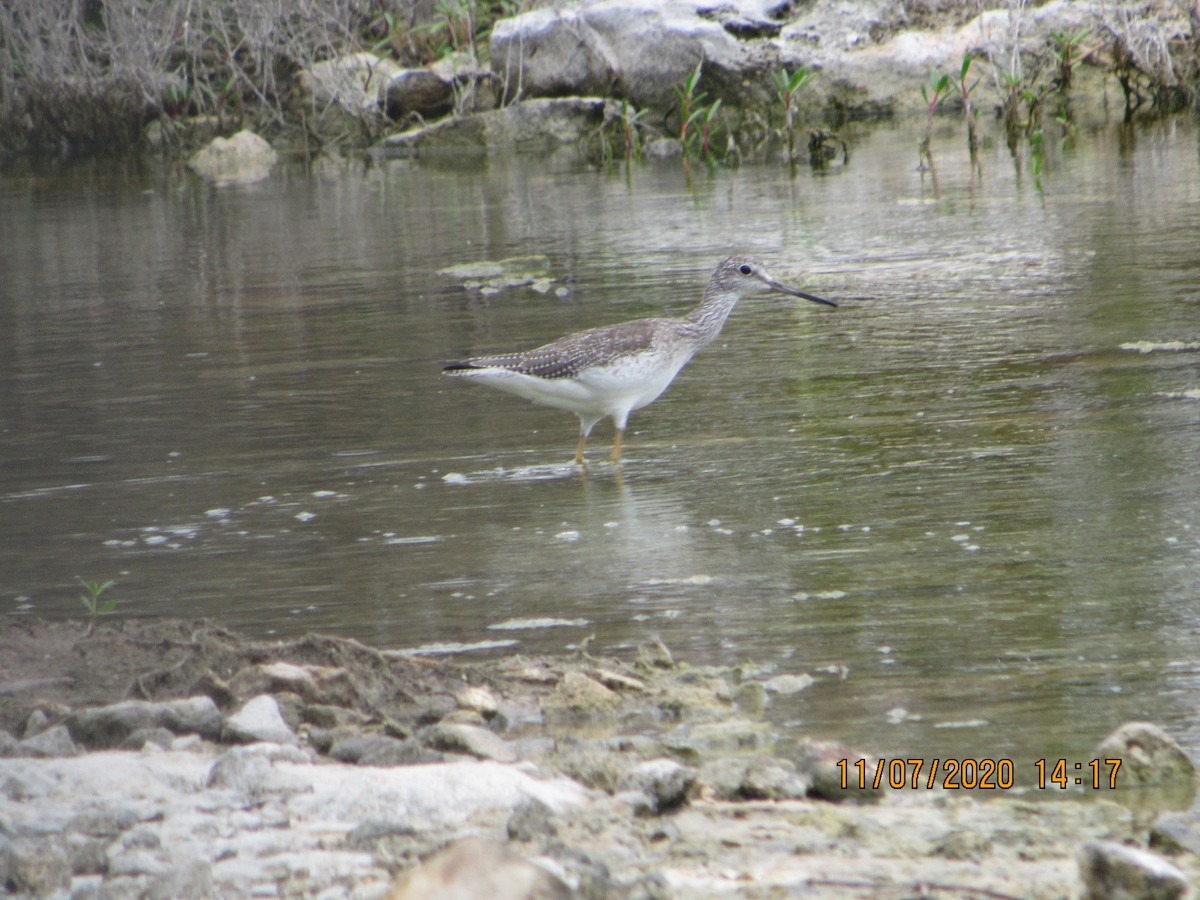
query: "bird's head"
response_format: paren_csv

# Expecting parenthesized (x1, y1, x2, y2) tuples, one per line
(719, 256, 836, 307)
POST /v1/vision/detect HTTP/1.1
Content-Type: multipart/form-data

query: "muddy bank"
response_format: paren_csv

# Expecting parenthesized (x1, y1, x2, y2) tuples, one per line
(1, 616, 1197, 898)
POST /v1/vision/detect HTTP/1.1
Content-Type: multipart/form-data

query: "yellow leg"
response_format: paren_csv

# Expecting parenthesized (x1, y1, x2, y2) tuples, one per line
(574, 433, 588, 466)
(610, 428, 624, 464)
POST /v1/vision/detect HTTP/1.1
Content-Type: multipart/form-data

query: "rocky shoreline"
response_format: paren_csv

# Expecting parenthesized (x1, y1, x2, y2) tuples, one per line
(163, 0, 1200, 182)
(3, 0, 1197, 161)
(1, 616, 1197, 898)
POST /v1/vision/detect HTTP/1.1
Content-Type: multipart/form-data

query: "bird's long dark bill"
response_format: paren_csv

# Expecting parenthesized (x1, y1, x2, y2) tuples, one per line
(770, 279, 837, 307)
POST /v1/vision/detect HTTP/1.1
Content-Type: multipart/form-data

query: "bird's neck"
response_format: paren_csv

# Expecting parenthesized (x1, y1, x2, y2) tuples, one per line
(682, 288, 741, 347)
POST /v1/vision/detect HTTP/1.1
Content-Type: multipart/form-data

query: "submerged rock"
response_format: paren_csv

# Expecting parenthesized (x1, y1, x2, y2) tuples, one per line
(187, 131, 277, 184)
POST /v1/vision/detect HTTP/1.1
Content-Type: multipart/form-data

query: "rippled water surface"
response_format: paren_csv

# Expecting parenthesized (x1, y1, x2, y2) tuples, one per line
(3, 119, 1199, 776)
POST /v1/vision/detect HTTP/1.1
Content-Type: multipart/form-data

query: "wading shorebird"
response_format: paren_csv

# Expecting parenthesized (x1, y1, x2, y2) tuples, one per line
(443, 255, 836, 465)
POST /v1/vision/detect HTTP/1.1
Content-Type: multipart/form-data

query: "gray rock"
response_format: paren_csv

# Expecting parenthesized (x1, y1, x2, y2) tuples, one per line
(385, 69, 456, 120)
(0, 729, 19, 756)
(617, 758, 696, 815)
(661, 718, 774, 761)
(0, 775, 35, 801)
(221, 695, 298, 745)
(425, 722, 518, 763)
(787, 738, 881, 802)
(382, 98, 607, 157)
(228, 660, 357, 707)
(346, 819, 417, 846)
(18, 723, 77, 758)
(432, 55, 500, 115)
(299, 52, 401, 115)
(108, 846, 170, 878)
(67, 696, 221, 748)
(490, 1, 750, 112)
(1096, 721, 1197, 788)
(205, 745, 311, 797)
(507, 796, 561, 841)
(0, 836, 71, 896)
(68, 804, 142, 837)
(303, 703, 373, 730)
(187, 130, 277, 185)
(145, 859, 213, 900)
(762, 673, 814, 695)
(733, 680, 768, 715)
(543, 668, 622, 719)
(390, 836, 572, 900)
(328, 733, 440, 766)
(636, 636, 675, 670)
(120, 726, 178, 751)
(64, 832, 108, 878)
(1077, 841, 1188, 900)
(22, 708, 51, 738)
(782, 0, 1111, 117)
(700, 755, 810, 800)
(456, 684, 502, 718)
(1150, 809, 1200, 855)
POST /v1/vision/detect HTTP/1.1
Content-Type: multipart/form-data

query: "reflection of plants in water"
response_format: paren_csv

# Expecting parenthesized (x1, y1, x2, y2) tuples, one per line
(1097, 3, 1192, 120)
(918, 69, 952, 172)
(807, 129, 848, 169)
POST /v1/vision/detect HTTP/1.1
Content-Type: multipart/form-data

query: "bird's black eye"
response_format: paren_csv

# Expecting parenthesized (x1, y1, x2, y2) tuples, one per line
(739, 264, 752, 275)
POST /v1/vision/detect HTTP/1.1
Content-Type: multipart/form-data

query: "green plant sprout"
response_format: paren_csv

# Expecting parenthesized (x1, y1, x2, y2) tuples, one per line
(953, 53, 980, 159)
(618, 99, 645, 162)
(1050, 28, 1091, 90)
(593, 99, 646, 169)
(78, 578, 117, 636)
(695, 97, 723, 162)
(675, 62, 707, 147)
(675, 62, 725, 165)
(1029, 127, 1045, 194)
(772, 65, 815, 160)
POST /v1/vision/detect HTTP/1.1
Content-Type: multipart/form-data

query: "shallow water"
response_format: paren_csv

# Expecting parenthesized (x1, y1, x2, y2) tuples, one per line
(3, 118, 1199, 782)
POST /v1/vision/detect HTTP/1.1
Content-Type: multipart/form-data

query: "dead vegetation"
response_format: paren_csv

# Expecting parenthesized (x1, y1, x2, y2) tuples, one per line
(0, 0, 1197, 158)
(0, 0, 530, 157)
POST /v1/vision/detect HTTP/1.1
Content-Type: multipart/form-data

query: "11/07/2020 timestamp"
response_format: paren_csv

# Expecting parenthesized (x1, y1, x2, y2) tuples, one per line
(836, 758, 1124, 791)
